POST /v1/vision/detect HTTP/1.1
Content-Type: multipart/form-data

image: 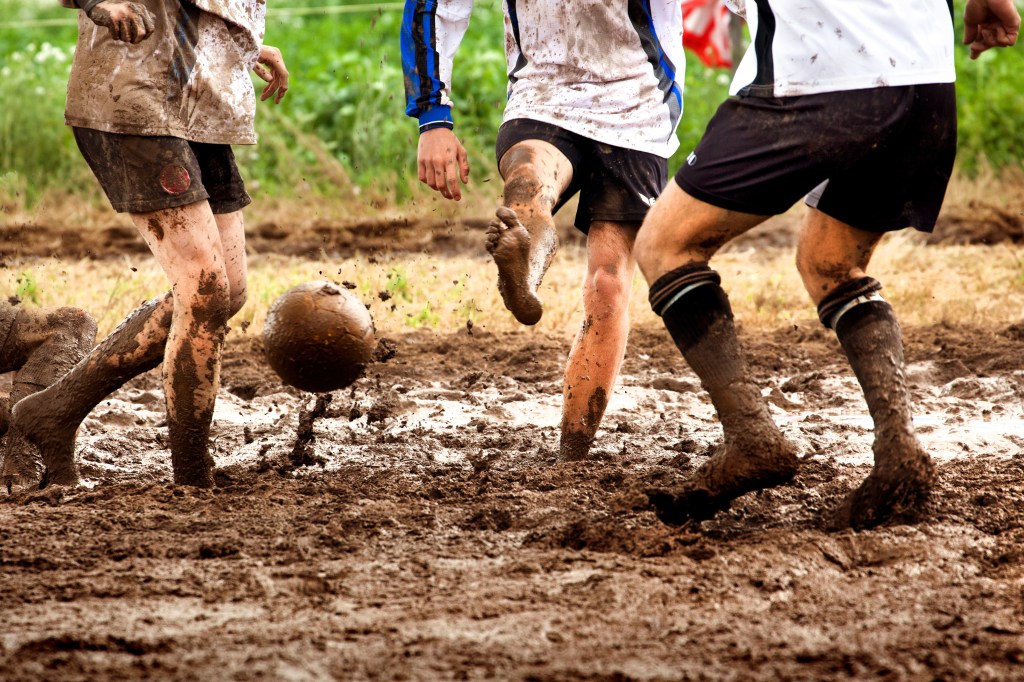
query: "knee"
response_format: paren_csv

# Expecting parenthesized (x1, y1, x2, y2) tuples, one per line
(183, 269, 233, 331)
(585, 263, 632, 312)
(794, 239, 818, 280)
(53, 307, 98, 349)
(633, 223, 658, 275)
(198, 290, 232, 332)
(503, 172, 556, 211)
(795, 245, 850, 302)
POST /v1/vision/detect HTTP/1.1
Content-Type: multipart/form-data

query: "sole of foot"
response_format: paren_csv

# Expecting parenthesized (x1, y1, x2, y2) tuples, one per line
(485, 207, 552, 326)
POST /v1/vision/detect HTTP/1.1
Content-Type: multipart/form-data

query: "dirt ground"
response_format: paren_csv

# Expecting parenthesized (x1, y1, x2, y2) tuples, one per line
(1, 213, 1023, 681)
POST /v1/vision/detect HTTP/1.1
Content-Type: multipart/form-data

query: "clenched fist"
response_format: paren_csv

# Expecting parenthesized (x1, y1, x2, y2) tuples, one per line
(87, 0, 156, 44)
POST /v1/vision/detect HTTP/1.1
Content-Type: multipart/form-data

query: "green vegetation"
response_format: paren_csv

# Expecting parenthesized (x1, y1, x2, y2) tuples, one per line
(0, 0, 1021, 210)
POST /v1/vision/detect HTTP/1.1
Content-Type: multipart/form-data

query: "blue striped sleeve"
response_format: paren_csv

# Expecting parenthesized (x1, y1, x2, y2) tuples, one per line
(401, 0, 454, 131)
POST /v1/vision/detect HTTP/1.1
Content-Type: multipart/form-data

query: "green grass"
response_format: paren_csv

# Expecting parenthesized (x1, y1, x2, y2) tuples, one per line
(0, 0, 1021, 211)
(6, 227, 1024, 338)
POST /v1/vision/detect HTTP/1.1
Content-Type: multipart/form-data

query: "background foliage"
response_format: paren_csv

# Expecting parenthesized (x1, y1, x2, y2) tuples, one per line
(0, 0, 1021, 210)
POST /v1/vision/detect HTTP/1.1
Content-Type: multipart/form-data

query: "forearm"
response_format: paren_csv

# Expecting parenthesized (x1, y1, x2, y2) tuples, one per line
(400, 0, 473, 132)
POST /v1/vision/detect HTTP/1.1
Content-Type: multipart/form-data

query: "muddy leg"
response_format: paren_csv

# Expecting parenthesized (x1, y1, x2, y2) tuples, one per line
(134, 203, 232, 488)
(644, 265, 798, 524)
(163, 273, 229, 488)
(1, 295, 172, 488)
(559, 222, 637, 461)
(821, 281, 934, 530)
(3, 207, 250, 489)
(0, 305, 97, 438)
(487, 141, 572, 325)
(797, 211, 933, 529)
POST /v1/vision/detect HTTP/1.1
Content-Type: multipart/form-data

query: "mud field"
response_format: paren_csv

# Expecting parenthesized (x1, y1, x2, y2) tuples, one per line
(1, 214, 1023, 681)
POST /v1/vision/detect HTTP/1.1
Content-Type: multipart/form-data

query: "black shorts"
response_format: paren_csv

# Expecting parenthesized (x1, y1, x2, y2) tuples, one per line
(73, 128, 252, 215)
(496, 119, 668, 233)
(674, 83, 957, 233)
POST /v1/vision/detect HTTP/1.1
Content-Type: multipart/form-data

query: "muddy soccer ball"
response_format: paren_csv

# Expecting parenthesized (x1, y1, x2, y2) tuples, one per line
(263, 281, 375, 393)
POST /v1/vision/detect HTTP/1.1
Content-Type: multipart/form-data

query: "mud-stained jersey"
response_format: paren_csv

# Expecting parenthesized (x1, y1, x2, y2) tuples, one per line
(401, 0, 685, 159)
(61, 0, 266, 145)
(725, 0, 955, 97)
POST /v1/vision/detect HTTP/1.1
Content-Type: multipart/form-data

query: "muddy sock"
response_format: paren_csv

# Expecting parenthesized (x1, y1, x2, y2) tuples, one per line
(645, 264, 797, 525)
(817, 276, 884, 329)
(822, 281, 934, 528)
(822, 281, 915, 446)
(649, 264, 750, 419)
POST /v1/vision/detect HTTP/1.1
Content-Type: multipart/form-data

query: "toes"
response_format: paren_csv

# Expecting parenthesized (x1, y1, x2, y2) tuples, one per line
(495, 206, 518, 226)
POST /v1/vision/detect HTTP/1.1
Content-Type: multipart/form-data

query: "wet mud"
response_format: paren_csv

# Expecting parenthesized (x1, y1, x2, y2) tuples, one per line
(1, 318, 1023, 680)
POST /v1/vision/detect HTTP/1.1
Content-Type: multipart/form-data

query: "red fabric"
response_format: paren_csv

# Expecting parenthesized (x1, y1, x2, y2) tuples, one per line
(682, 0, 734, 68)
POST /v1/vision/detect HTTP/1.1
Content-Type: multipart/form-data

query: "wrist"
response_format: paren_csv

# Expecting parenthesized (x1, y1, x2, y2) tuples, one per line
(420, 121, 454, 134)
(75, 0, 106, 17)
(417, 105, 454, 134)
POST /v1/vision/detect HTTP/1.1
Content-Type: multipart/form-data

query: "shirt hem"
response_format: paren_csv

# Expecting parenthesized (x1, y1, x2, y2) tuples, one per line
(732, 69, 956, 98)
(64, 117, 257, 146)
(501, 112, 677, 160)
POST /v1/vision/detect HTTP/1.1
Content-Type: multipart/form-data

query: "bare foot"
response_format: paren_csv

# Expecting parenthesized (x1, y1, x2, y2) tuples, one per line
(647, 431, 799, 525)
(1, 389, 80, 493)
(830, 435, 935, 531)
(485, 207, 556, 326)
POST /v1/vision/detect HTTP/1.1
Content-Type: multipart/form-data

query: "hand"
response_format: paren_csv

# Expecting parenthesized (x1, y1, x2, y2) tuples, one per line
(254, 45, 289, 104)
(417, 128, 470, 201)
(964, 0, 1020, 59)
(87, 0, 156, 44)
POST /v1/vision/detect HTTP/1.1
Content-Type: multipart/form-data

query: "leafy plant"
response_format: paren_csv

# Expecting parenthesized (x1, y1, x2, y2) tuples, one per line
(0, 0, 1020, 210)
(14, 271, 39, 304)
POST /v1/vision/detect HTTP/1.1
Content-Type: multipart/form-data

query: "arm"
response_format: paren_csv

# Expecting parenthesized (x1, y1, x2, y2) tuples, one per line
(401, 0, 473, 201)
(69, 0, 156, 44)
(964, 0, 1020, 59)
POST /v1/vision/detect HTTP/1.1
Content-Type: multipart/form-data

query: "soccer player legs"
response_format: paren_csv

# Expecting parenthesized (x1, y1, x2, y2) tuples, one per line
(636, 184, 799, 524)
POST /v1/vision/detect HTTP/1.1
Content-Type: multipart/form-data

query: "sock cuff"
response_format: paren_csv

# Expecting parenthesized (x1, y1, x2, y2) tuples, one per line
(834, 298, 897, 340)
(648, 263, 721, 317)
(817, 277, 884, 329)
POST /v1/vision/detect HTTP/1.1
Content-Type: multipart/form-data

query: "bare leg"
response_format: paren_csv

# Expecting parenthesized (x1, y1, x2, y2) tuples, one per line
(798, 210, 934, 530)
(2, 296, 172, 487)
(636, 183, 798, 524)
(213, 210, 249, 314)
(2, 203, 240, 490)
(486, 141, 573, 325)
(133, 203, 233, 487)
(560, 221, 638, 461)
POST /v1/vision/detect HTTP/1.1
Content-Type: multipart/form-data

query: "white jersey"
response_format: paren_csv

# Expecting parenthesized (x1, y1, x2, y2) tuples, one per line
(62, 0, 265, 145)
(402, 0, 685, 159)
(725, 0, 956, 97)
